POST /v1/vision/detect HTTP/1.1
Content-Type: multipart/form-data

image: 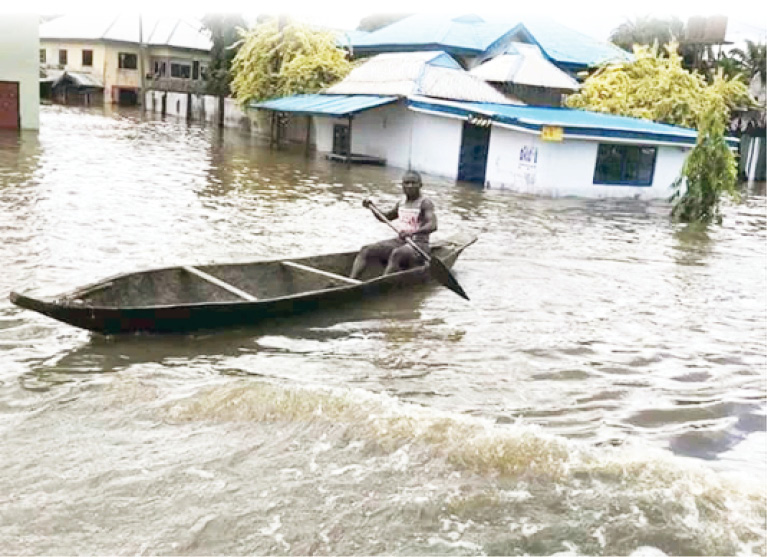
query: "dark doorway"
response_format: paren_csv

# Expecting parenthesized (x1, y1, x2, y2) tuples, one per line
(332, 124, 349, 156)
(457, 121, 490, 184)
(0, 81, 20, 130)
(117, 88, 138, 106)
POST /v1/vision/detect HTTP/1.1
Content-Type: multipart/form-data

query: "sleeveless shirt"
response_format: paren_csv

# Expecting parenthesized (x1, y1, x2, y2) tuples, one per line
(396, 197, 430, 243)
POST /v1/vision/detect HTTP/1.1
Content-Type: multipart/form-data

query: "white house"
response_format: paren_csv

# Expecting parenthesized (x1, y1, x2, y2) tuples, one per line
(254, 93, 720, 200)
(0, 14, 40, 130)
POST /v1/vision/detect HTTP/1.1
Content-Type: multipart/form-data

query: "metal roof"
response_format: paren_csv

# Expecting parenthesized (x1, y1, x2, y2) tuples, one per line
(350, 14, 515, 55)
(326, 51, 521, 105)
(42, 69, 104, 88)
(40, 14, 212, 51)
(507, 17, 632, 70)
(408, 96, 733, 147)
(251, 94, 399, 116)
(349, 14, 632, 71)
(470, 43, 581, 90)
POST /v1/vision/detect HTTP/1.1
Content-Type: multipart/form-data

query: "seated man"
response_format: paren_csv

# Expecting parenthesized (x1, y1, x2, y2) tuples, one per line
(350, 170, 437, 280)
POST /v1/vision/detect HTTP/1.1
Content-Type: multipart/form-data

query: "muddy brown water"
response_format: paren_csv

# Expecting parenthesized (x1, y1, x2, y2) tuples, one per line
(0, 105, 764, 555)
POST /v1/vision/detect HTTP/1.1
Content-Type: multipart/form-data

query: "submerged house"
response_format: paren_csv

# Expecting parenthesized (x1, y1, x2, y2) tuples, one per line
(40, 69, 104, 105)
(0, 14, 39, 130)
(256, 92, 709, 199)
(39, 14, 211, 105)
(253, 19, 720, 199)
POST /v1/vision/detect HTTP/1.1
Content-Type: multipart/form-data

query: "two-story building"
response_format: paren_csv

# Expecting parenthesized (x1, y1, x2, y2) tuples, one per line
(39, 14, 212, 105)
(0, 14, 40, 130)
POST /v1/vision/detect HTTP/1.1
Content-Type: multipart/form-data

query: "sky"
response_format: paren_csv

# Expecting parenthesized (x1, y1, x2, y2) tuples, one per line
(6, 0, 767, 42)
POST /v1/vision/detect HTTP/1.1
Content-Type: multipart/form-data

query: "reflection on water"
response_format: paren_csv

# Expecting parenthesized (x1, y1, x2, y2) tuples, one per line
(0, 106, 765, 555)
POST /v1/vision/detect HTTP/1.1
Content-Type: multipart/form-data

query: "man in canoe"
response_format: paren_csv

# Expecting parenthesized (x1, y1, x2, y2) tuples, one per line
(350, 170, 437, 279)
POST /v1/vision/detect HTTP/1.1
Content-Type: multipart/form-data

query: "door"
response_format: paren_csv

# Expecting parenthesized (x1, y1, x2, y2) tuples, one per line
(0, 81, 20, 130)
(332, 124, 349, 156)
(457, 121, 490, 184)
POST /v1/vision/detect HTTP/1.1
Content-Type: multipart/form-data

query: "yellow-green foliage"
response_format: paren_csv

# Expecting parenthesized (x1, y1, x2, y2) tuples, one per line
(230, 20, 352, 107)
(670, 104, 738, 223)
(568, 42, 753, 223)
(566, 43, 752, 128)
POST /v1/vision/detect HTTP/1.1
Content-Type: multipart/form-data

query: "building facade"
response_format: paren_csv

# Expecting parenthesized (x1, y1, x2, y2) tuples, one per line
(0, 14, 40, 130)
(257, 95, 709, 200)
(40, 15, 211, 105)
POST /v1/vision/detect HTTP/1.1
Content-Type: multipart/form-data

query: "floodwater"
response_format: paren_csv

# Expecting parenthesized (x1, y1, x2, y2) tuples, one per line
(0, 105, 765, 555)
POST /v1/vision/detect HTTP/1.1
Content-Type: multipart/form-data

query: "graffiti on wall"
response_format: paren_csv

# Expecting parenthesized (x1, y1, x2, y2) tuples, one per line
(515, 144, 538, 188)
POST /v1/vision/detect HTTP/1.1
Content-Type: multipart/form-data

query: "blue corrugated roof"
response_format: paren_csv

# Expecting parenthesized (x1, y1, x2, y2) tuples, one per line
(349, 14, 631, 71)
(408, 97, 737, 147)
(351, 14, 514, 55)
(510, 17, 632, 70)
(251, 94, 399, 116)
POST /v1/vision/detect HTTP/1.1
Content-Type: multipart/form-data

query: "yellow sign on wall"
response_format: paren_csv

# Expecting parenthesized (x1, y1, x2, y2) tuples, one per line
(541, 126, 564, 142)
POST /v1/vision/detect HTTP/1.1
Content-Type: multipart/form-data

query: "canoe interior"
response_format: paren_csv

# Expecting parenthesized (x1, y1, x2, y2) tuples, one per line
(66, 246, 450, 308)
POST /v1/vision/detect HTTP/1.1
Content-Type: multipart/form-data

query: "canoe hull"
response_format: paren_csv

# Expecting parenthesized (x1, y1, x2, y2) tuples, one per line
(12, 269, 421, 334)
(10, 234, 476, 335)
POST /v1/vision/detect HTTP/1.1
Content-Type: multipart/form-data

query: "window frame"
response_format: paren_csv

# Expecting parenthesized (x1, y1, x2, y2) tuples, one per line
(118, 52, 138, 70)
(170, 62, 191, 79)
(58, 49, 67, 66)
(593, 143, 658, 187)
(40, 49, 46, 63)
(82, 49, 93, 67)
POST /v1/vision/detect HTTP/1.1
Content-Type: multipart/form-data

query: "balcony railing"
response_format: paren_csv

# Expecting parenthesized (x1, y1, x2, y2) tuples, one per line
(148, 76, 207, 95)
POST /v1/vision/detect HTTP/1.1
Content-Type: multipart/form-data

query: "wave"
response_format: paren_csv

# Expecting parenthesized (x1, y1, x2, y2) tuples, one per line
(162, 379, 766, 556)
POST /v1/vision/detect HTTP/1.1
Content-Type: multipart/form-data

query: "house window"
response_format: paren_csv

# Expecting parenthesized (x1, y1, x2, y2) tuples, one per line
(170, 63, 191, 79)
(59, 49, 67, 65)
(153, 61, 166, 77)
(118, 52, 138, 70)
(40, 49, 46, 63)
(594, 144, 657, 186)
(192, 61, 200, 80)
(82, 49, 93, 67)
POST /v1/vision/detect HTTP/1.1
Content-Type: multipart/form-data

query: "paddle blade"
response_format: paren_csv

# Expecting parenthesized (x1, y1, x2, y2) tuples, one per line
(429, 256, 470, 300)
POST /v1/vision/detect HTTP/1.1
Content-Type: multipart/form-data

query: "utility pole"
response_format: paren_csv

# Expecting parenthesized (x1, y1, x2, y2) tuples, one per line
(138, 14, 146, 110)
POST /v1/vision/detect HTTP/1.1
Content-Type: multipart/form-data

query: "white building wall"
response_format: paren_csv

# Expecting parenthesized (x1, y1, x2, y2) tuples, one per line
(0, 15, 40, 129)
(352, 103, 413, 166)
(145, 91, 252, 130)
(487, 125, 691, 199)
(314, 107, 463, 179)
(409, 111, 463, 178)
(313, 102, 412, 166)
(485, 126, 544, 193)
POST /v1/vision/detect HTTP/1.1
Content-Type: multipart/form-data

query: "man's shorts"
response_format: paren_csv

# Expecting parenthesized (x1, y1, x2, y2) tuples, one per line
(363, 237, 430, 267)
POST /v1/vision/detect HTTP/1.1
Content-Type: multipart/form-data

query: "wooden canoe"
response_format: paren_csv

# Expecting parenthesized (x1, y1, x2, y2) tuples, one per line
(10, 233, 477, 335)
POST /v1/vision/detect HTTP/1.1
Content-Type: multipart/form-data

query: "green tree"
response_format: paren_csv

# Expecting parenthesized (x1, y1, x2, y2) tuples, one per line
(670, 95, 738, 223)
(357, 13, 411, 32)
(567, 43, 753, 223)
(609, 16, 685, 51)
(202, 13, 247, 126)
(230, 19, 352, 107)
(731, 40, 767, 87)
(608, 16, 715, 75)
(708, 48, 747, 83)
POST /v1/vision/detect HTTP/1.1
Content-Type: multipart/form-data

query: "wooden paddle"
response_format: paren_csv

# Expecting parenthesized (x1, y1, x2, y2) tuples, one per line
(368, 202, 470, 301)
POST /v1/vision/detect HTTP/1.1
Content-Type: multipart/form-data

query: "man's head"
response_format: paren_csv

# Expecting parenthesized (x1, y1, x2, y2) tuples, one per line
(401, 170, 422, 200)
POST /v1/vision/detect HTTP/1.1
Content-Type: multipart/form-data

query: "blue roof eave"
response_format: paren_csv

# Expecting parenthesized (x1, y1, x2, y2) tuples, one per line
(351, 43, 485, 57)
(406, 98, 730, 147)
(250, 94, 400, 117)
